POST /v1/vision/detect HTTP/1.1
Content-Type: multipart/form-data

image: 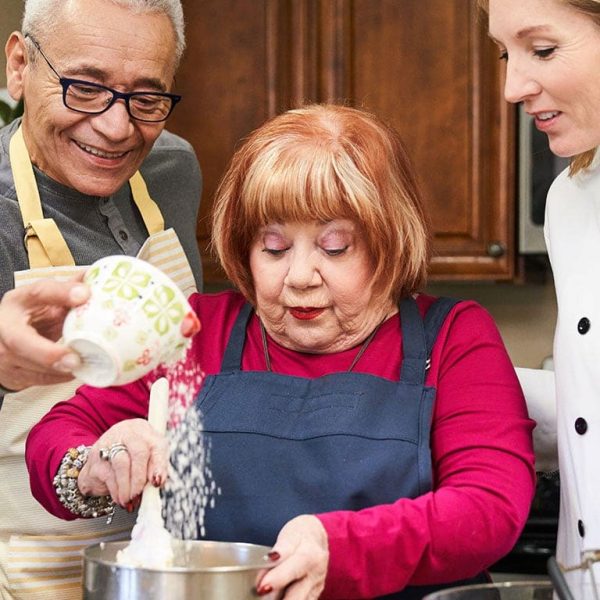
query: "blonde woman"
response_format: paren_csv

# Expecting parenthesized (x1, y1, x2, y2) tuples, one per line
(480, 1, 600, 597)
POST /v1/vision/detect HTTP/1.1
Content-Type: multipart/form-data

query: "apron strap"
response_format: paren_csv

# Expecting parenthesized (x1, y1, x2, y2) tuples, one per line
(399, 297, 428, 385)
(399, 296, 461, 385)
(129, 171, 165, 235)
(10, 126, 75, 268)
(24, 219, 76, 267)
(220, 303, 254, 372)
(423, 297, 461, 356)
(9, 127, 43, 221)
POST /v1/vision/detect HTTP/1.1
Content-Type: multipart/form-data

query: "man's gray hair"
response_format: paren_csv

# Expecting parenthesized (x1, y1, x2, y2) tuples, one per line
(22, 0, 186, 66)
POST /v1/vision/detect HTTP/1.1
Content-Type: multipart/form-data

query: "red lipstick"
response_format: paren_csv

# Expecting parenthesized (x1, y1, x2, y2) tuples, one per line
(289, 307, 324, 320)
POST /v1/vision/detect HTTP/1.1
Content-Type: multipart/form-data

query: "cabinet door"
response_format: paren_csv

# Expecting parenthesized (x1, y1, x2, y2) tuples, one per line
(350, 0, 514, 280)
(169, 0, 514, 287)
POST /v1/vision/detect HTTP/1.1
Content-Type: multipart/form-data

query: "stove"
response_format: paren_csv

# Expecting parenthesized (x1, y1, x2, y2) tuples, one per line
(492, 474, 559, 575)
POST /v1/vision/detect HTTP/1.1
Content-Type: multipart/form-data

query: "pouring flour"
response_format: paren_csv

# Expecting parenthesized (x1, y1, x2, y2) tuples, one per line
(116, 377, 174, 568)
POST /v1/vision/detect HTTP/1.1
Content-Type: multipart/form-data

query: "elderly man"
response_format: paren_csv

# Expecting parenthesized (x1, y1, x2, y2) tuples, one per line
(0, 0, 202, 597)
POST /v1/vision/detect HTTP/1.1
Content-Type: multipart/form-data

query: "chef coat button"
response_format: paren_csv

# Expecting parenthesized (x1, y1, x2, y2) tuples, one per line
(575, 417, 588, 435)
(578, 317, 591, 334)
(119, 230, 128, 241)
(578, 520, 585, 537)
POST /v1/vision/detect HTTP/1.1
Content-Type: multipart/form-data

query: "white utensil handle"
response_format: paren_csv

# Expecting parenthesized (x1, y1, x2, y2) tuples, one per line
(148, 377, 169, 435)
(140, 377, 169, 515)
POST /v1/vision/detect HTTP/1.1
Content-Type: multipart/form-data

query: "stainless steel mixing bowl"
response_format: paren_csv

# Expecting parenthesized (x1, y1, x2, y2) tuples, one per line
(83, 540, 277, 599)
(423, 581, 554, 599)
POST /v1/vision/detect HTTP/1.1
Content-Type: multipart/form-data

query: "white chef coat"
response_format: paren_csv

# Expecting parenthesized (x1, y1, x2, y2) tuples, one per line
(543, 158, 600, 599)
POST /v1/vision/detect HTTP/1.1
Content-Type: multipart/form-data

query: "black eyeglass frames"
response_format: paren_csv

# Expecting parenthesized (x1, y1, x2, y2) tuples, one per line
(25, 35, 181, 123)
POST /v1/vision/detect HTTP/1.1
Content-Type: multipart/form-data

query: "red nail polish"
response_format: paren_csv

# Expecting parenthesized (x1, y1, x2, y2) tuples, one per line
(126, 502, 134, 513)
(152, 473, 163, 487)
(267, 551, 280, 561)
(257, 584, 273, 596)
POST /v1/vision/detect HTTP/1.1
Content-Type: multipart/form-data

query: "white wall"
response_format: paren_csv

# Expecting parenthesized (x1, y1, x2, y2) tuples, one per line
(427, 278, 557, 369)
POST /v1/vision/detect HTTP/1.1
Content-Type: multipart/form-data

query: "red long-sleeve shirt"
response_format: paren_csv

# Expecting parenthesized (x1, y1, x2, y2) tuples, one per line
(26, 291, 535, 598)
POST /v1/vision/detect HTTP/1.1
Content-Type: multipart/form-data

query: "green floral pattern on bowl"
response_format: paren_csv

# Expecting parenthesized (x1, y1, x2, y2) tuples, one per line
(102, 261, 151, 300)
(142, 285, 185, 336)
(85, 261, 184, 336)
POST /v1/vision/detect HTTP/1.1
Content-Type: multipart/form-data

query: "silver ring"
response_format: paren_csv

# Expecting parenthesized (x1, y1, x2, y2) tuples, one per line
(99, 443, 128, 462)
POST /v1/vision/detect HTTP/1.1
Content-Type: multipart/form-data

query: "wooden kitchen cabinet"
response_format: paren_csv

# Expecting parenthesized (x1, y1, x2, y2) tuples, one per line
(168, 0, 515, 287)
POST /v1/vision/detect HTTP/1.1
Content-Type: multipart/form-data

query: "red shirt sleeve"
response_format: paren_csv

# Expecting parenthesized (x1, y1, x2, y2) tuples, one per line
(317, 299, 536, 598)
(25, 379, 150, 519)
(25, 291, 244, 520)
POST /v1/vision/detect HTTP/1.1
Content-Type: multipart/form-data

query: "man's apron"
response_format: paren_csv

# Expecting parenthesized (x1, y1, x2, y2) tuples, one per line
(0, 126, 197, 600)
(188, 297, 487, 599)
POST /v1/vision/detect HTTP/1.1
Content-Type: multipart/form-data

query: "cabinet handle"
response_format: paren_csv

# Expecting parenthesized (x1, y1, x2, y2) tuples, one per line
(487, 242, 506, 258)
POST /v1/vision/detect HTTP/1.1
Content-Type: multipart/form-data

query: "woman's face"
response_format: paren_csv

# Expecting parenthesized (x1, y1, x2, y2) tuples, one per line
(249, 219, 394, 354)
(489, 0, 600, 157)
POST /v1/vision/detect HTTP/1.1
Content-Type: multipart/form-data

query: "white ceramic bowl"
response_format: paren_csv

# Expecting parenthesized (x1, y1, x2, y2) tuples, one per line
(63, 256, 195, 387)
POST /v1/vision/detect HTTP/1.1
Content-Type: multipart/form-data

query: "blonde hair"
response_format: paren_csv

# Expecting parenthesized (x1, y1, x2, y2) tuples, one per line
(212, 104, 431, 305)
(477, 0, 600, 175)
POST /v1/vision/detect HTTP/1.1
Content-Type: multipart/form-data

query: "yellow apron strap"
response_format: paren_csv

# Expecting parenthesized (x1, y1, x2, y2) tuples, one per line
(9, 126, 75, 268)
(24, 219, 76, 267)
(129, 171, 164, 235)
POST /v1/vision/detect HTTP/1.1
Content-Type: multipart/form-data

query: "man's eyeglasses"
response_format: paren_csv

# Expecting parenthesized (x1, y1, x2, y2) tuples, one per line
(25, 35, 181, 123)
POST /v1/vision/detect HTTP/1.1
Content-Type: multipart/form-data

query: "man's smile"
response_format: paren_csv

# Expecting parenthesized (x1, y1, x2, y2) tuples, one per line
(74, 140, 129, 159)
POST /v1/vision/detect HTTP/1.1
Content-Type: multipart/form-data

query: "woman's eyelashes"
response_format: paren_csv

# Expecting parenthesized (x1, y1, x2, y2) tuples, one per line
(533, 46, 557, 59)
(498, 46, 557, 61)
(324, 246, 349, 257)
(262, 246, 288, 256)
(261, 245, 349, 257)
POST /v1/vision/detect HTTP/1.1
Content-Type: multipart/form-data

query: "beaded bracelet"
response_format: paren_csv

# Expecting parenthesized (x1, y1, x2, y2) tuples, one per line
(53, 445, 116, 523)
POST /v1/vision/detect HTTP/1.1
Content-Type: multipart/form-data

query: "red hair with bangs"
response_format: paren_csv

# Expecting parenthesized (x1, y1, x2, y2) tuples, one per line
(212, 104, 431, 304)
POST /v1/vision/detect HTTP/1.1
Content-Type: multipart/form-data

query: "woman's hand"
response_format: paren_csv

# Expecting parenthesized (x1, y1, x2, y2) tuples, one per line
(78, 419, 169, 508)
(257, 515, 329, 599)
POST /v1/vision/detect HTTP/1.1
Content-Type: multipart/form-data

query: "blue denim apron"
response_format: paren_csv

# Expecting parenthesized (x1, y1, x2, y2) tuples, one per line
(192, 297, 487, 598)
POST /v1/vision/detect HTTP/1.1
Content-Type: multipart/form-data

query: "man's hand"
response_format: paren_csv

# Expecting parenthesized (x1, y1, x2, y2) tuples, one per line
(0, 278, 90, 391)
